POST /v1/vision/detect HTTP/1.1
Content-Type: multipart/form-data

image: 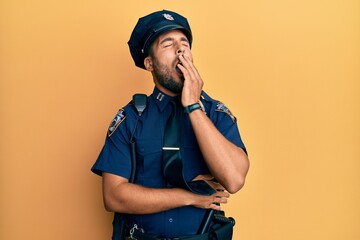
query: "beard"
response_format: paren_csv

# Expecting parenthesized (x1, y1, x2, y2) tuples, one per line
(152, 58, 184, 94)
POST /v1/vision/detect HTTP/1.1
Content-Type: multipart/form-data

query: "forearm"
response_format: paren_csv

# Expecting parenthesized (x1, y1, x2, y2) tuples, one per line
(102, 173, 229, 214)
(188, 109, 249, 194)
(177, 53, 249, 193)
(104, 182, 193, 214)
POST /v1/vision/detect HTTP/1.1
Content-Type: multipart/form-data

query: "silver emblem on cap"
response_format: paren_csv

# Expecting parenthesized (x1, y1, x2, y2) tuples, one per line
(163, 13, 174, 21)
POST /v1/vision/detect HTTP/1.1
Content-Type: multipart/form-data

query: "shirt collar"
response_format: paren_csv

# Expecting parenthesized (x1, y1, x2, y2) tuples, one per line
(152, 87, 180, 112)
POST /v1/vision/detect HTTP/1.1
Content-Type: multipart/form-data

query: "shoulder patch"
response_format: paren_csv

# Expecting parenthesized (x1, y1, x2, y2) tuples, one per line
(215, 102, 236, 122)
(108, 109, 126, 137)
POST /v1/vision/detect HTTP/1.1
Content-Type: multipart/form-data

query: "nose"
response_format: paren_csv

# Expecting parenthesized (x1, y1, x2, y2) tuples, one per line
(176, 46, 185, 55)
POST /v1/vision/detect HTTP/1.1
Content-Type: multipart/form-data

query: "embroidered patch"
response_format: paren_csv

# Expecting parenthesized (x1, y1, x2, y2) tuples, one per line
(215, 102, 236, 122)
(108, 109, 126, 137)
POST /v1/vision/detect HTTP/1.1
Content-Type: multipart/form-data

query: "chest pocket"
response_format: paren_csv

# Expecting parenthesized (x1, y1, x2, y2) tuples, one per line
(135, 138, 164, 188)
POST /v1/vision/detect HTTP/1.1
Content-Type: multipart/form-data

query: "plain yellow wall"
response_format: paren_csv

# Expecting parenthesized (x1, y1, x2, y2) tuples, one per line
(1, 0, 359, 239)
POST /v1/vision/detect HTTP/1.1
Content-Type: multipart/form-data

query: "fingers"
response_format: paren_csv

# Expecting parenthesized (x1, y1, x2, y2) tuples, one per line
(178, 54, 201, 82)
(190, 175, 229, 210)
(210, 203, 222, 211)
(177, 54, 204, 106)
(177, 61, 195, 83)
(214, 190, 230, 201)
(192, 189, 230, 210)
(208, 191, 229, 210)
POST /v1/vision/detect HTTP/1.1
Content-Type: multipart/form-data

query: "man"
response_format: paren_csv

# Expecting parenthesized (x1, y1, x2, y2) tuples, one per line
(91, 10, 249, 240)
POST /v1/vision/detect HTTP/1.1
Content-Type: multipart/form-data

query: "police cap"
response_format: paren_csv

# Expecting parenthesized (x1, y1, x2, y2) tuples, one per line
(128, 10, 192, 69)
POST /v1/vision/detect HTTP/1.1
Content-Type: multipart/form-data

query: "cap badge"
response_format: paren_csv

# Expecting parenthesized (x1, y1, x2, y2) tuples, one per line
(163, 13, 174, 21)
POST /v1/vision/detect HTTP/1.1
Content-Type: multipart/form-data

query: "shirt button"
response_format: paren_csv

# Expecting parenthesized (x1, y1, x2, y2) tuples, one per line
(168, 218, 173, 223)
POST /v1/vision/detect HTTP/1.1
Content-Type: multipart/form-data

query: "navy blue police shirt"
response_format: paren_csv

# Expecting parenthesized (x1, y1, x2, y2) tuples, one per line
(91, 87, 247, 238)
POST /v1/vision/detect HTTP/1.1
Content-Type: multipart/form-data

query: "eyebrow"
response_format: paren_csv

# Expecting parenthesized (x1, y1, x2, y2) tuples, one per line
(160, 36, 189, 45)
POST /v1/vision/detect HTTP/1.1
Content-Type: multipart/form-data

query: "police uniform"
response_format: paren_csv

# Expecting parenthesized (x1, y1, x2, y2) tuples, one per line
(91, 10, 247, 239)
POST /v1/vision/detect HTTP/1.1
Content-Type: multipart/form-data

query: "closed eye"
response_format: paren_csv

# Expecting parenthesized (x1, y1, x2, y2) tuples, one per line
(180, 37, 190, 47)
(160, 37, 174, 47)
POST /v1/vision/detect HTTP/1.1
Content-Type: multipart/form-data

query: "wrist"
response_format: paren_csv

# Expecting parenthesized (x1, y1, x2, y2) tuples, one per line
(184, 101, 203, 114)
(173, 188, 193, 206)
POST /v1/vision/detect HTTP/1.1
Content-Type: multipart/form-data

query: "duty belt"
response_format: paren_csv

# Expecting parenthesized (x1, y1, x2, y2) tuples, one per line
(131, 228, 206, 240)
(128, 211, 235, 240)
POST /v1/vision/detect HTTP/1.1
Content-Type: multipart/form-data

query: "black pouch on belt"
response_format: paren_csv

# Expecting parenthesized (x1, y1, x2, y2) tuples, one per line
(208, 210, 235, 240)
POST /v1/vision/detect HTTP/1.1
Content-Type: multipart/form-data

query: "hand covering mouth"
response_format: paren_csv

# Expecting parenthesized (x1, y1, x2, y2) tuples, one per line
(175, 62, 183, 75)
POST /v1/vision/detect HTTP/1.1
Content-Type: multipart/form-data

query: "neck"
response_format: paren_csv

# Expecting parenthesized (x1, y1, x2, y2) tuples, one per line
(153, 82, 180, 97)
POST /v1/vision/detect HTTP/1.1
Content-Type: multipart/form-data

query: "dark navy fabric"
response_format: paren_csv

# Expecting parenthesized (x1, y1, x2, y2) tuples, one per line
(91, 87, 246, 238)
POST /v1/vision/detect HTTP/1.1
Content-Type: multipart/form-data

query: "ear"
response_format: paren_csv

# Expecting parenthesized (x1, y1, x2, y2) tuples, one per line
(144, 57, 153, 71)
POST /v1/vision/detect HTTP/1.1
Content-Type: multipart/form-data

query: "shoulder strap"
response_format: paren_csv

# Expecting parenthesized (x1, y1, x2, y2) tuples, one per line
(129, 93, 147, 182)
(112, 94, 148, 240)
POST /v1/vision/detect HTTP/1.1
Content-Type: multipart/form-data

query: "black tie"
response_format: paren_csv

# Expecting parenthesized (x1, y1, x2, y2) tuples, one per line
(162, 100, 215, 196)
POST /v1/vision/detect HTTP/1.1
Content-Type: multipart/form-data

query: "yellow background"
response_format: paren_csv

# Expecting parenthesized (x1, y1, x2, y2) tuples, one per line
(1, 0, 359, 239)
